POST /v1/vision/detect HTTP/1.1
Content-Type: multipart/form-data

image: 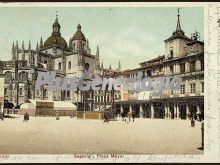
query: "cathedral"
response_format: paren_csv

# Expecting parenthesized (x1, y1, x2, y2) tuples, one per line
(0, 15, 120, 107)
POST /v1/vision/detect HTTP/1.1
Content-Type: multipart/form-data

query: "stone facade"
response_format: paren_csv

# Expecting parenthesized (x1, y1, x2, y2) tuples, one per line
(0, 15, 109, 107)
(115, 11, 204, 120)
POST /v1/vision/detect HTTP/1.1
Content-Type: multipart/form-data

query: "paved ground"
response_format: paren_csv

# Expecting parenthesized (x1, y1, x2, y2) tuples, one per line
(0, 115, 203, 154)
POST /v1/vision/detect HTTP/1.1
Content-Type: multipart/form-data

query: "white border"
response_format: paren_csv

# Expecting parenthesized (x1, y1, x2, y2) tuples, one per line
(0, 2, 219, 163)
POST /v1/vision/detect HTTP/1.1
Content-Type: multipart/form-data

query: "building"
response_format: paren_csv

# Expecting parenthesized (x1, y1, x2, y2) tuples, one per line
(0, 15, 104, 107)
(116, 10, 204, 120)
(0, 10, 204, 120)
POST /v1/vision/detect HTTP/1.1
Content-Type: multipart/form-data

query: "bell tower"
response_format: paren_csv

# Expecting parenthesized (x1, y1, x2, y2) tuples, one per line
(52, 12, 61, 36)
(164, 8, 192, 59)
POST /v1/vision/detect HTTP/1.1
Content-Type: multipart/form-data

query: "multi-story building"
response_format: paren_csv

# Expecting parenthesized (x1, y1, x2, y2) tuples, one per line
(116, 10, 204, 120)
(0, 15, 104, 107)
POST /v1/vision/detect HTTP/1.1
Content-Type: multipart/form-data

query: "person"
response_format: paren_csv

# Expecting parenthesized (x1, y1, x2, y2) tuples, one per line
(191, 112, 195, 127)
(23, 112, 29, 122)
(132, 111, 135, 122)
(127, 111, 131, 122)
(121, 111, 124, 121)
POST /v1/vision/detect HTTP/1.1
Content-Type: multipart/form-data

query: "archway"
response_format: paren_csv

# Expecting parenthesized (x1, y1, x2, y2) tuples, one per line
(142, 103, 150, 118)
(154, 102, 164, 119)
(179, 104, 187, 119)
(169, 103, 175, 119)
(131, 103, 140, 118)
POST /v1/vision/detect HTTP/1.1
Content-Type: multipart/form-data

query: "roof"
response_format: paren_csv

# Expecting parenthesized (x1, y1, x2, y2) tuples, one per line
(44, 34, 68, 49)
(139, 55, 165, 65)
(72, 24, 86, 41)
(44, 17, 68, 49)
(21, 99, 77, 111)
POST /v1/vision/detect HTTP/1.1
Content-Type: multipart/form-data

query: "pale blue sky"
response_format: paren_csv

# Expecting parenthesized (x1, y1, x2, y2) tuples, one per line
(0, 7, 203, 69)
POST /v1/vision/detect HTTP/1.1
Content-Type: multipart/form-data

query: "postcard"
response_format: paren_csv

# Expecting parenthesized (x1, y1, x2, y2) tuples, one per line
(0, 2, 219, 163)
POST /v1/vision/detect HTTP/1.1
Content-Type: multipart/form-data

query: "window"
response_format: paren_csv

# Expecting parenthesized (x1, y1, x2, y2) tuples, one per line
(44, 89, 47, 97)
(180, 84, 185, 94)
(190, 61, 196, 72)
(36, 90, 39, 95)
(4, 88, 8, 95)
(201, 82, 204, 93)
(107, 95, 109, 102)
(147, 70, 151, 76)
(58, 62, 61, 70)
(68, 61, 71, 69)
(190, 83, 195, 94)
(19, 88, 23, 95)
(67, 91, 70, 98)
(201, 59, 204, 70)
(171, 90, 174, 95)
(180, 63, 185, 74)
(170, 66, 173, 74)
(170, 50, 173, 58)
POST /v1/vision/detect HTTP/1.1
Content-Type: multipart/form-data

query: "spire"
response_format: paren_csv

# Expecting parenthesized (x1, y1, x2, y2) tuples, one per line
(55, 11, 58, 22)
(12, 41, 14, 52)
(16, 40, 18, 50)
(40, 36, 43, 48)
(52, 11, 61, 35)
(118, 61, 121, 70)
(109, 64, 112, 70)
(86, 39, 89, 48)
(176, 8, 182, 32)
(12, 41, 15, 61)
(96, 46, 99, 58)
(101, 61, 103, 69)
(36, 42, 39, 52)
(28, 40, 31, 50)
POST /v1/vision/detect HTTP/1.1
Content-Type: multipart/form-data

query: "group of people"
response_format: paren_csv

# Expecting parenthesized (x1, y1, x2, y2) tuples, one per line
(121, 110, 136, 122)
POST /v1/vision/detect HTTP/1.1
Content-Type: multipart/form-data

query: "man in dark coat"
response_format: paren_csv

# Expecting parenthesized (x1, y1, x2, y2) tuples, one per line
(23, 112, 29, 122)
(132, 111, 135, 122)
(191, 112, 195, 127)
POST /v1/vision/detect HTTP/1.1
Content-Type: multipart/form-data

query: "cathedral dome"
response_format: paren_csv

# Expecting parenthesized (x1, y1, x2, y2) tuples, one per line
(44, 15, 68, 49)
(44, 35, 67, 48)
(72, 24, 86, 41)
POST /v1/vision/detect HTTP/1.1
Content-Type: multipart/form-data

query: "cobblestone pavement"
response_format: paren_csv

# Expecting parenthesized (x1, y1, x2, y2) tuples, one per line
(0, 115, 203, 154)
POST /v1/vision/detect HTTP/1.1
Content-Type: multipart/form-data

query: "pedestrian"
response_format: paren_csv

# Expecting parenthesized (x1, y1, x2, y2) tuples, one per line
(132, 111, 135, 122)
(26, 113, 29, 121)
(23, 112, 29, 122)
(23, 113, 26, 122)
(191, 113, 195, 127)
(121, 111, 124, 121)
(128, 111, 131, 122)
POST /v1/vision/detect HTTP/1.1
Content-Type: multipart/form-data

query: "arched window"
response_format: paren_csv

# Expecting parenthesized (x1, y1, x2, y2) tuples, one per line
(67, 91, 70, 98)
(19, 71, 28, 81)
(68, 61, 71, 69)
(4, 71, 12, 80)
(58, 62, 61, 70)
(44, 89, 47, 97)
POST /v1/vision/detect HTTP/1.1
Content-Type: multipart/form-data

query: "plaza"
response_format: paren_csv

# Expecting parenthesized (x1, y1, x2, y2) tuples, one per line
(0, 115, 203, 154)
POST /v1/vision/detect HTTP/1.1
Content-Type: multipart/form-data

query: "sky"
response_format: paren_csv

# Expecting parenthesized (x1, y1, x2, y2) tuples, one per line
(0, 7, 204, 70)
